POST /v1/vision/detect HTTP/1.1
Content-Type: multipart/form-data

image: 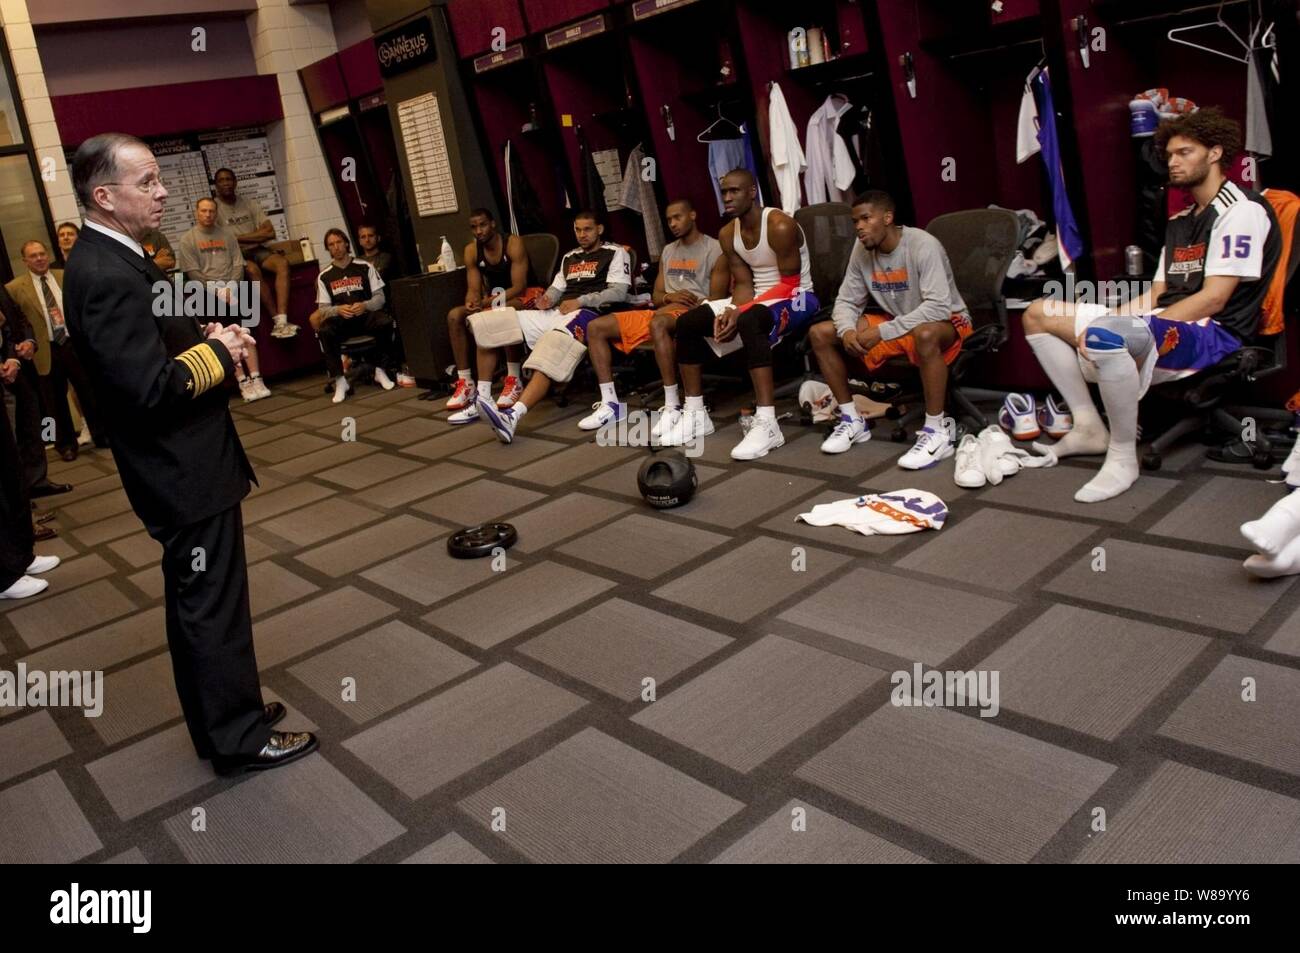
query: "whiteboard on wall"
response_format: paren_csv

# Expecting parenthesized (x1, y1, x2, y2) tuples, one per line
(396, 92, 458, 218)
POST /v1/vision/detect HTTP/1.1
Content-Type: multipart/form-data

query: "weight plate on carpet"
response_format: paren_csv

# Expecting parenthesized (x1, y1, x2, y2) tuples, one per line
(447, 522, 518, 558)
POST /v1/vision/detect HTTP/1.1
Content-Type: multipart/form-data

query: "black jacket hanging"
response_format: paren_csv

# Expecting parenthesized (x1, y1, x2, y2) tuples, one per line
(505, 139, 545, 234)
(578, 131, 608, 216)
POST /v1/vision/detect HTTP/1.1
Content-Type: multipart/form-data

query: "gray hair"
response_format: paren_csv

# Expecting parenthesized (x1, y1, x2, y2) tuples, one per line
(71, 132, 149, 209)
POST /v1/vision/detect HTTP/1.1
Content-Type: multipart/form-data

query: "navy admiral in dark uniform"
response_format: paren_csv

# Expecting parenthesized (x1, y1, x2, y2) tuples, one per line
(64, 133, 317, 775)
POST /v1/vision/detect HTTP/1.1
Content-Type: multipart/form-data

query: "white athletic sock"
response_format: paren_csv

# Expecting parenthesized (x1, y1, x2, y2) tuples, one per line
(599, 381, 618, 403)
(1074, 350, 1140, 503)
(512, 400, 529, 418)
(756, 405, 776, 420)
(1241, 489, 1300, 557)
(507, 362, 522, 378)
(457, 368, 472, 382)
(1027, 333, 1109, 458)
(1244, 531, 1300, 578)
(477, 380, 493, 400)
(685, 395, 705, 412)
(663, 384, 681, 409)
(924, 412, 945, 432)
(839, 401, 862, 420)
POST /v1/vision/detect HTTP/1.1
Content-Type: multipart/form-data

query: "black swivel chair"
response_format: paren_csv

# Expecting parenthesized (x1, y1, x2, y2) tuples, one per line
(521, 232, 559, 288)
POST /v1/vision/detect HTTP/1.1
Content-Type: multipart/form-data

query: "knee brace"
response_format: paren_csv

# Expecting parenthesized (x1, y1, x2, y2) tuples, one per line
(1082, 314, 1154, 382)
(738, 304, 776, 368)
(468, 307, 525, 348)
(524, 329, 587, 382)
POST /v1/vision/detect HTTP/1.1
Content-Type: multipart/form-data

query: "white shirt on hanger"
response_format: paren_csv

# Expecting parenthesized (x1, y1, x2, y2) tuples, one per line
(803, 94, 857, 204)
(767, 82, 806, 215)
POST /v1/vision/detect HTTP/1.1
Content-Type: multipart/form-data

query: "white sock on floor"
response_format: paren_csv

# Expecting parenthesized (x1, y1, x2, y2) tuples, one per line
(507, 362, 522, 378)
(599, 381, 618, 403)
(1241, 489, 1300, 557)
(756, 405, 776, 420)
(1074, 348, 1140, 503)
(457, 368, 472, 382)
(663, 384, 681, 409)
(1244, 531, 1300, 578)
(477, 380, 493, 400)
(685, 395, 705, 412)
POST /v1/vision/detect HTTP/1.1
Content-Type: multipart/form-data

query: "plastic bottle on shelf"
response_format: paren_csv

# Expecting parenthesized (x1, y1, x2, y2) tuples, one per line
(438, 236, 456, 271)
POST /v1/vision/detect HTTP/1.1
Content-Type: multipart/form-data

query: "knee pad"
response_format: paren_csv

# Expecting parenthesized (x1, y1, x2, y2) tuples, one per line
(524, 329, 587, 382)
(1082, 314, 1154, 362)
(467, 307, 525, 348)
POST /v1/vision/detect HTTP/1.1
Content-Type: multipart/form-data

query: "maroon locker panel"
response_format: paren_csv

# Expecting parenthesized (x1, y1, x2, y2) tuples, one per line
(524, 0, 611, 34)
(445, 0, 527, 58)
(991, 0, 1039, 24)
(300, 55, 349, 114)
(339, 38, 383, 99)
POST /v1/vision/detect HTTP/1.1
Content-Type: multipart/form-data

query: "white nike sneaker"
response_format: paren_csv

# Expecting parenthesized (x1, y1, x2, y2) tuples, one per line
(998, 393, 1040, 440)
(0, 575, 48, 599)
(331, 376, 350, 404)
(475, 394, 520, 443)
(448, 402, 480, 425)
(251, 377, 272, 399)
(820, 413, 871, 454)
(953, 434, 986, 488)
(731, 415, 784, 460)
(660, 408, 715, 446)
(374, 367, 396, 391)
(650, 406, 681, 441)
(899, 421, 955, 470)
(578, 400, 624, 431)
(27, 555, 61, 574)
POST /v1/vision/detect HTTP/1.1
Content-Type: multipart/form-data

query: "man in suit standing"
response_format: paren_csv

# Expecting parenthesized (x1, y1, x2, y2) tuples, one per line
(0, 284, 68, 503)
(5, 239, 107, 461)
(64, 132, 317, 775)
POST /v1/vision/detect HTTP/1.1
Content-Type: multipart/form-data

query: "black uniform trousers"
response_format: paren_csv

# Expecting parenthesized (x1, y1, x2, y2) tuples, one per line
(316, 310, 397, 377)
(150, 503, 271, 760)
(8, 365, 49, 491)
(38, 339, 106, 450)
(0, 384, 34, 591)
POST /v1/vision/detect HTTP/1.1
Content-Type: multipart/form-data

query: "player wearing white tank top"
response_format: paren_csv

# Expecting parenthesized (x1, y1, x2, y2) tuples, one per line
(663, 168, 820, 460)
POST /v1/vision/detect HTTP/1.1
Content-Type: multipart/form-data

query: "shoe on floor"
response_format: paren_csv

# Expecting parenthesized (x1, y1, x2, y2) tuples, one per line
(446, 378, 475, 410)
(650, 406, 680, 441)
(731, 415, 785, 460)
(475, 394, 519, 443)
(1038, 394, 1072, 438)
(899, 419, 955, 470)
(250, 376, 272, 400)
(270, 314, 298, 339)
(374, 367, 396, 391)
(820, 413, 870, 454)
(448, 402, 479, 424)
(660, 408, 715, 446)
(954, 434, 986, 488)
(212, 730, 318, 777)
(579, 400, 624, 431)
(496, 375, 523, 408)
(239, 378, 258, 402)
(998, 393, 1040, 440)
(0, 575, 48, 599)
(331, 377, 350, 404)
(27, 555, 60, 574)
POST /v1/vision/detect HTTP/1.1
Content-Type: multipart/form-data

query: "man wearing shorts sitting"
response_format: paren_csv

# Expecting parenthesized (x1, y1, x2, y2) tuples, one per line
(212, 167, 296, 340)
(1022, 107, 1279, 502)
(808, 189, 972, 469)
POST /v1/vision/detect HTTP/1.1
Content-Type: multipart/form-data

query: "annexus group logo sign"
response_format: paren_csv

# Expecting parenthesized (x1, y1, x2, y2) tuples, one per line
(375, 16, 437, 77)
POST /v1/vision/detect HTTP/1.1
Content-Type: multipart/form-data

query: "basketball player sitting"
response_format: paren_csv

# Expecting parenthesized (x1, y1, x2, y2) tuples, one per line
(665, 168, 818, 460)
(1022, 107, 1279, 502)
(807, 189, 973, 468)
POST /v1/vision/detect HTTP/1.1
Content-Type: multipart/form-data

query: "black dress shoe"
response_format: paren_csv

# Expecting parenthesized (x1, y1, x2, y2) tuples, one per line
(212, 730, 318, 776)
(58, 446, 77, 462)
(35, 525, 57, 541)
(30, 482, 72, 498)
(34, 511, 55, 524)
(263, 701, 287, 727)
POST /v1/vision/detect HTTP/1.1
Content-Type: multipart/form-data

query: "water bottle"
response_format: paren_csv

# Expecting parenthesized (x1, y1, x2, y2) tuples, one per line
(439, 236, 456, 271)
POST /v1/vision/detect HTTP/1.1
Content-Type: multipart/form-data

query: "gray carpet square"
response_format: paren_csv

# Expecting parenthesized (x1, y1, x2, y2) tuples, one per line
(0, 711, 73, 786)
(1044, 538, 1292, 634)
(364, 416, 452, 446)
(54, 474, 122, 504)
(505, 442, 638, 487)
(164, 755, 404, 863)
(1148, 476, 1284, 550)
(10, 578, 136, 649)
(402, 424, 497, 460)
(295, 514, 441, 577)
(355, 385, 421, 407)
(107, 531, 162, 569)
(126, 567, 164, 601)
(249, 562, 319, 617)
(310, 405, 411, 434)
(103, 848, 148, 864)
(241, 482, 335, 524)
(242, 393, 308, 417)
(858, 458, 975, 499)
(652, 536, 850, 623)
(665, 468, 825, 529)
(237, 422, 299, 448)
(759, 494, 912, 556)
(21, 607, 165, 675)
(0, 771, 102, 863)
(520, 598, 731, 700)
(459, 727, 742, 862)
(361, 462, 483, 508)
(580, 456, 727, 500)
(451, 434, 569, 471)
(245, 431, 334, 465)
(0, 553, 114, 611)
(412, 479, 545, 527)
(506, 493, 631, 554)
(780, 567, 1017, 665)
(402, 832, 493, 864)
(633, 635, 881, 773)
(317, 452, 423, 490)
(1158, 655, 1300, 776)
(762, 431, 899, 478)
(980, 604, 1209, 741)
(797, 705, 1114, 863)
(898, 508, 1097, 591)
(90, 653, 181, 745)
(269, 441, 378, 478)
(259, 497, 383, 547)
(255, 586, 399, 669)
(557, 513, 731, 579)
(60, 487, 134, 525)
(68, 511, 144, 547)
(1263, 601, 1300, 659)
(289, 620, 477, 723)
(712, 800, 928, 864)
(430, 562, 616, 649)
(974, 465, 1178, 523)
(344, 663, 585, 798)
(361, 538, 514, 605)
(1075, 761, 1300, 863)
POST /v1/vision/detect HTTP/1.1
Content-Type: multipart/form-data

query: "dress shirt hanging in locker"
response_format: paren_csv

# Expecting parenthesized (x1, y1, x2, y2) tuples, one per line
(767, 82, 806, 215)
(804, 94, 858, 204)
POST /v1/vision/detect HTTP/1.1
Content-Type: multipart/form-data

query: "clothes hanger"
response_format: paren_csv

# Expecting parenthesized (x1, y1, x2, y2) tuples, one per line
(1167, 0, 1250, 64)
(696, 102, 742, 142)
